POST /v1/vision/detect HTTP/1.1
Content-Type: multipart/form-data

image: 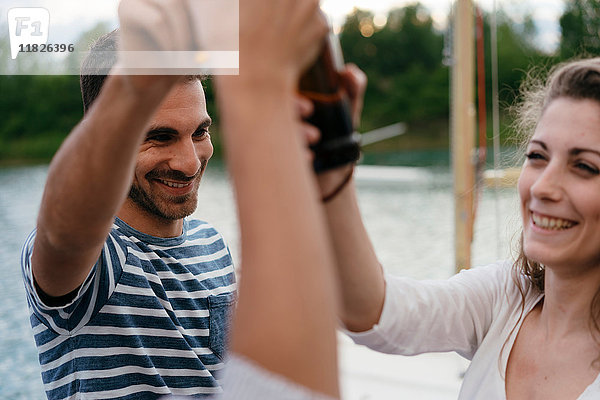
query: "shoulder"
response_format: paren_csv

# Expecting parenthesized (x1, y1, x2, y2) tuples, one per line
(453, 260, 513, 283)
(186, 218, 223, 238)
(452, 260, 530, 298)
(185, 219, 230, 249)
(453, 260, 542, 312)
(106, 219, 138, 247)
(21, 228, 37, 257)
(183, 219, 233, 260)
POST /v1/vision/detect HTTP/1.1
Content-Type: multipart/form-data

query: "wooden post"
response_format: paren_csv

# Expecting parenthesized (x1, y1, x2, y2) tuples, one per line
(451, 0, 476, 273)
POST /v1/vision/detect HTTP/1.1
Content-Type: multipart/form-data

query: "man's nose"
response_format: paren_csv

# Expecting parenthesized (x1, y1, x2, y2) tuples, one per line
(168, 138, 202, 177)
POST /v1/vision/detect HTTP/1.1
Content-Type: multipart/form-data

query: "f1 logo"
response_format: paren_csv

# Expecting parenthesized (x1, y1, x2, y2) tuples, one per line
(7, 8, 50, 59)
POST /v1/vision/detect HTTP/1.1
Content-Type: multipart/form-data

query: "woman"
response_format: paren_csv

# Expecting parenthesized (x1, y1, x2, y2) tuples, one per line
(321, 58, 600, 399)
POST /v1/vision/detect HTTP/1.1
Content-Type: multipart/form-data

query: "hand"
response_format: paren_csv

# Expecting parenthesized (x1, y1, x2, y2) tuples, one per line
(116, 0, 194, 93)
(340, 64, 368, 128)
(237, 0, 329, 86)
(314, 64, 367, 198)
(118, 0, 198, 53)
(296, 96, 320, 163)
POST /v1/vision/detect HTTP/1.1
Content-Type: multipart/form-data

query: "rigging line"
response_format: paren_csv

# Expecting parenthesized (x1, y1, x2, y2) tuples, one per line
(476, 6, 487, 173)
(490, 0, 502, 259)
(473, 5, 487, 230)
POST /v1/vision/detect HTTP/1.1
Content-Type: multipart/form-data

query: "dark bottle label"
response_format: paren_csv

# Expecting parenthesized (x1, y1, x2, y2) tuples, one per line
(299, 32, 361, 173)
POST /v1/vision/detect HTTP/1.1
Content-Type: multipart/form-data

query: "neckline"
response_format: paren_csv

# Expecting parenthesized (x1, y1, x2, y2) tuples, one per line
(502, 292, 600, 399)
(579, 371, 600, 398)
(113, 217, 188, 246)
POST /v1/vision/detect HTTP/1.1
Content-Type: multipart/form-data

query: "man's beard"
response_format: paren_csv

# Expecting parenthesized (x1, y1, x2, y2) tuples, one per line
(128, 162, 206, 221)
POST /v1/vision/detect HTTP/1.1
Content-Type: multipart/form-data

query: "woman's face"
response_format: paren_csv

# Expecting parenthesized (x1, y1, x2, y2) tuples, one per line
(518, 97, 600, 271)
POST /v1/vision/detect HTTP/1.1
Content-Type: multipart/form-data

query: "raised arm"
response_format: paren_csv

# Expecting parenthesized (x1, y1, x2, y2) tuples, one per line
(316, 66, 386, 333)
(30, 0, 204, 298)
(32, 75, 179, 297)
(214, 0, 340, 397)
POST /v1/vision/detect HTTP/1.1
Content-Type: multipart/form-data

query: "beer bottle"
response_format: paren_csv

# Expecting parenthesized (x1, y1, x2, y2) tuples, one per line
(299, 30, 361, 173)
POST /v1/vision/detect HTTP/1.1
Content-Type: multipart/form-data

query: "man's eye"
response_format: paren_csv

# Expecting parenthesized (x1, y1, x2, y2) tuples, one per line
(193, 129, 210, 139)
(149, 134, 172, 142)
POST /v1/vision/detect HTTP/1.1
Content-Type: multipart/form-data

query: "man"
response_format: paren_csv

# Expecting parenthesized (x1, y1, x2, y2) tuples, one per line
(21, 29, 236, 399)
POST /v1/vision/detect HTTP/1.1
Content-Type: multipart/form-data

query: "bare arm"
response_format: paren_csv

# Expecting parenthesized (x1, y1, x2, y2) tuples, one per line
(317, 66, 386, 332)
(33, 75, 179, 297)
(215, 0, 340, 397)
(320, 176, 386, 332)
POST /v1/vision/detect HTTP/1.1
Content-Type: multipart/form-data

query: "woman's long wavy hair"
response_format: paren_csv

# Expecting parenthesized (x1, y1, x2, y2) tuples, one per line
(511, 57, 600, 355)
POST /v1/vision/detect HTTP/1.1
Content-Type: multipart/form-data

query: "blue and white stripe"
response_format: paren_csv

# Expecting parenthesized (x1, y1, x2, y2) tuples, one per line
(22, 218, 236, 400)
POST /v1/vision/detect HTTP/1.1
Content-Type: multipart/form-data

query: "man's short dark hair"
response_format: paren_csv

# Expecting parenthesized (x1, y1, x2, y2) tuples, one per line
(79, 30, 119, 115)
(79, 29, 206, 115)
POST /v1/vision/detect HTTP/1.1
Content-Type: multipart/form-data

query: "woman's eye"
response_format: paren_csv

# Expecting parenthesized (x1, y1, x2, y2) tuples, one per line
(525, 151, 545, 161)
(575, 162, 599, 175)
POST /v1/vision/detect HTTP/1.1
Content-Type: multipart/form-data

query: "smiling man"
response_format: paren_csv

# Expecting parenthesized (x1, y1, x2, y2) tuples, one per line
(119, 80, 214, 236)
(20, 30, 236, 399)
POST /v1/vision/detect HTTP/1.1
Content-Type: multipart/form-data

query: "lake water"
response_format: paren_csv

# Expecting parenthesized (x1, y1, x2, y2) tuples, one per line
(0, 160, 520, 399)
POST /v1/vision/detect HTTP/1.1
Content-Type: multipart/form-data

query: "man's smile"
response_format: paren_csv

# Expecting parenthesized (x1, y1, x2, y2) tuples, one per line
(152, 176, 197, 197)
(156, 178, 193, 189)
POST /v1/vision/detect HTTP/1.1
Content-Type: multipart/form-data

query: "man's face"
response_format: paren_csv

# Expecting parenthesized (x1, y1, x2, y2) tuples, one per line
(129, 80, 213, 221)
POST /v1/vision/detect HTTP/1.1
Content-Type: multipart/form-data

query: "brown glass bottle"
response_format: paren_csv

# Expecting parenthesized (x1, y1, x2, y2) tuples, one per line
(299, 31, 361, 173)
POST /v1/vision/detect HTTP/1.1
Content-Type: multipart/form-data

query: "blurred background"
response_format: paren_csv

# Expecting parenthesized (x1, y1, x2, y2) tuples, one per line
(1, 0, 599, 398)
(1, 0, 598, 165)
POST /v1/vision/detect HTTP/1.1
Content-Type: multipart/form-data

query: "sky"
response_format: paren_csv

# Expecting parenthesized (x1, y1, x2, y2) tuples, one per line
(2, 0, 567, 54)
(321, 0, 565, 52)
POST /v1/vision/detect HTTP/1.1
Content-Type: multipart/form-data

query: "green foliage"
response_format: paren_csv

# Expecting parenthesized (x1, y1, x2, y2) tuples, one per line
(0, 75, 82, 162)
(0, 20, 222, 163)
(0, 3, 590, 164)
(340, 4, 448, 132)
(338, 3, 556, 157)
(490, 12, 550, 105)
(559, 0, 600, 59)
(201, 78, 222, 155)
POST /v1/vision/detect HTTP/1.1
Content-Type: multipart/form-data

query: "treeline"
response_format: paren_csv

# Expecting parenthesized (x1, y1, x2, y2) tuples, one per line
(0, 0, 597, 164)
(339, 0, 600, 163)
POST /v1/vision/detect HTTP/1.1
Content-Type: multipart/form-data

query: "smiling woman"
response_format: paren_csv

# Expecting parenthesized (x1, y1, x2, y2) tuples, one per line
(519, 98, 600, 269)
(321, 56, 600, 400)
(502, 58, 600, 399)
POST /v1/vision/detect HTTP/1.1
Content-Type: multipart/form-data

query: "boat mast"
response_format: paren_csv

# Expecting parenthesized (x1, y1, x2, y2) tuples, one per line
(451, 0, 476, 272)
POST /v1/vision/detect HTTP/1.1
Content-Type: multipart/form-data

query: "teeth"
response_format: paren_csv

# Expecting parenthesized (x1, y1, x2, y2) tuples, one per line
(159, 179, 190, 188)
(532, 213, 575, 230)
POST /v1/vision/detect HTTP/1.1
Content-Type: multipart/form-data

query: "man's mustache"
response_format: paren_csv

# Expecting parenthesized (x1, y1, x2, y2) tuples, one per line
(145, 160, 207, 182)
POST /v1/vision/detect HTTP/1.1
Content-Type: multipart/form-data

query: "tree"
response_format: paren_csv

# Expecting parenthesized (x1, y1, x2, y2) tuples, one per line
(339, 4, 447, 131)
(337, 2, 551, 152)
(488, 11, 549, 106)
(559, 0, 600, 59)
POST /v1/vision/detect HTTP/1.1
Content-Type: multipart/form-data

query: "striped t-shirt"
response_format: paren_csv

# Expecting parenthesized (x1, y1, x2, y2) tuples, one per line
(21, 217, 237, 400)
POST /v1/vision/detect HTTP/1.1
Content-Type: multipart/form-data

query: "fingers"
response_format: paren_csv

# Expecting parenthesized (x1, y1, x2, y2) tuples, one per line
(296, 95, 319, 144)
(118, 0, 196, 52)
(301, 121, 319, 164)
(295, 95, 315, 119)
(340, 64, 368, 128)
(301, 121, 320, 146)
(237, 0, 329, 83)
(294, 95, 320, 163)
(295, 95, 319, 164)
